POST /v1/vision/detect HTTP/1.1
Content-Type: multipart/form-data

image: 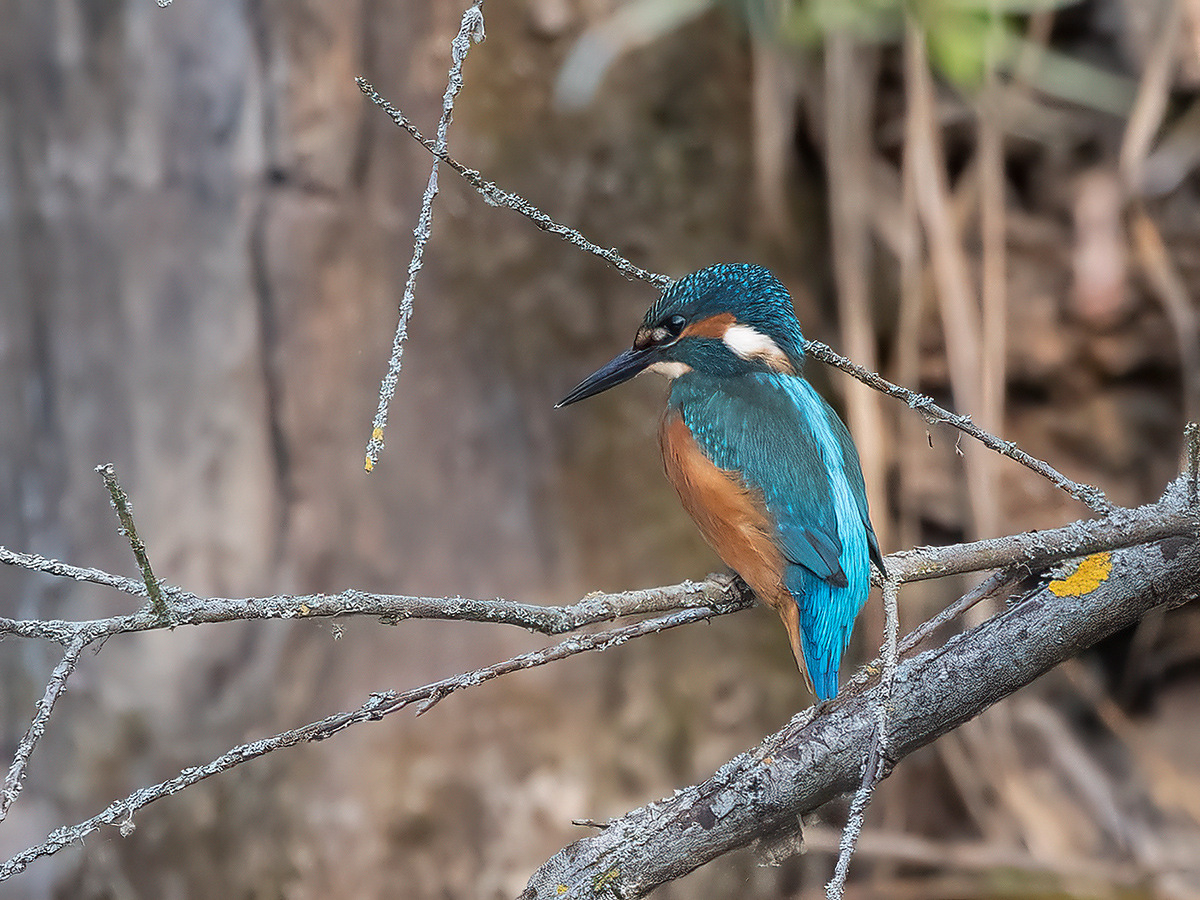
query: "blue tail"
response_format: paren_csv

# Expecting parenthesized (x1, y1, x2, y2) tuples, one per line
(786, 566, 866, 701)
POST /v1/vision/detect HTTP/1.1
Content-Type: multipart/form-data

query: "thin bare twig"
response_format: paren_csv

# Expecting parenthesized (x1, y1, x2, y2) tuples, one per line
(804, 339, 1113, 513)
(0, 570, 743, 645)
(95, 463, 166, 618)
(361, 71, 1107, 514)
(325, 597, 753, 727)
(0, 545, 151, 599)
(827, 575, 901, 900)
(364, 2, 486, 473)
(897, 568, 1018, 656)
(0, 598, 750, 882)
(355, 78, 670, 289)
(0, 636, 89, 823)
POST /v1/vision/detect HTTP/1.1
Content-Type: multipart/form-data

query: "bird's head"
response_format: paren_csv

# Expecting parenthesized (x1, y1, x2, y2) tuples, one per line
(557, 264, 806, 407)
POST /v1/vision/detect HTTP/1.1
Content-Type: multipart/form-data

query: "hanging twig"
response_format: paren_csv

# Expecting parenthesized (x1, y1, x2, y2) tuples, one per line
(364, 2, 487, 473)
(827, 575, 901, 899)
(355, 78, 670, 289)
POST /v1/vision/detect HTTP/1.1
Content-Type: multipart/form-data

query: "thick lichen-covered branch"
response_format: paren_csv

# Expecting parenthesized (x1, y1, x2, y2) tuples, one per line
(518, 480, 1199, 900)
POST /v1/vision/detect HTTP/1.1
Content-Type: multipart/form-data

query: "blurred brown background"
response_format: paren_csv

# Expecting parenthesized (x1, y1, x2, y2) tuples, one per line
(2, 0, 1199, 897)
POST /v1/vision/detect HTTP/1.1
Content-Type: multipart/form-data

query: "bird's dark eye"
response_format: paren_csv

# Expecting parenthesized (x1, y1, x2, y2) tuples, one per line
(638, 314, 688, 348)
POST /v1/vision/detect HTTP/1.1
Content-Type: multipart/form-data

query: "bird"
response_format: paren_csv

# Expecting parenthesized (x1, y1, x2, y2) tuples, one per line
(557, 263, 884, 700)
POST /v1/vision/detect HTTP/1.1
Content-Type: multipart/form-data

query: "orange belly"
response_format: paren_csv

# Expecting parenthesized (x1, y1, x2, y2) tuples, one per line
(659, 412, 810, 684)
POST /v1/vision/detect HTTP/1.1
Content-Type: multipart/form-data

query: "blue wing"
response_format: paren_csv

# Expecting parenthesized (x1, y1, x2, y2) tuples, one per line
(670, 372, 878, 699)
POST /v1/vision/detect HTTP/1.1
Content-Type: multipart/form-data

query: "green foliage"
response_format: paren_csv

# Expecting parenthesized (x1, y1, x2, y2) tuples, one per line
(557, 0, 1135, 116)
(748, 0, 1135, 110)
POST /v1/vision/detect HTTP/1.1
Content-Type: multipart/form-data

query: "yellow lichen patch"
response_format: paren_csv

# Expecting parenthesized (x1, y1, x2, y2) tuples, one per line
(299, 603, 311, 617)
(1048, 552, 1113, 597)
(556, 887, 569, 896)
(365, 428, 386, 471)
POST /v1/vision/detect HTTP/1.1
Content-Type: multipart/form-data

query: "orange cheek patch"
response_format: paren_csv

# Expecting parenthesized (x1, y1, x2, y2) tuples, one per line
(682, 312, 736, 340)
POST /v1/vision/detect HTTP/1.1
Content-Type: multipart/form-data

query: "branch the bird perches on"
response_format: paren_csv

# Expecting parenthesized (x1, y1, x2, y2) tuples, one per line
(1, 474, 1195, 884)
(519, 478, 1200, 899)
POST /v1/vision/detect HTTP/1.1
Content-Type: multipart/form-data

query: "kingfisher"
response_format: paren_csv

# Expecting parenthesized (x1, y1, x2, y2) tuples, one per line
(558, 264, 884, 700)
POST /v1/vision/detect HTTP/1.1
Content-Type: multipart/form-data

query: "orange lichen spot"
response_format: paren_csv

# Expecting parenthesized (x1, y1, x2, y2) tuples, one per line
(364, 455, 375, 472)
(1048, 552, 1113, 597)
(372, 427, 385, 441)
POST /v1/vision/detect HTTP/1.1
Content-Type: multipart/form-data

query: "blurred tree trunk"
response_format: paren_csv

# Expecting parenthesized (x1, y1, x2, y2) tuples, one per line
(0, 3, 824, 897)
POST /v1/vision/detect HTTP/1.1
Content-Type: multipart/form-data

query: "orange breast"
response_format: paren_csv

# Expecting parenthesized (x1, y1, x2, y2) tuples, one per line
(659, 413, 809, 679)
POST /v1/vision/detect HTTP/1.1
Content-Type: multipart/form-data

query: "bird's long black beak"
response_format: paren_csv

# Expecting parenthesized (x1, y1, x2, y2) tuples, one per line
(556, 346, 658, 408)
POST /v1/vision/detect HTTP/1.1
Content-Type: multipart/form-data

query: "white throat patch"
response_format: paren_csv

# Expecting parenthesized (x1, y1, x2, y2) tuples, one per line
(647, 360, 692, 380)
(722, 324, 795, 374)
